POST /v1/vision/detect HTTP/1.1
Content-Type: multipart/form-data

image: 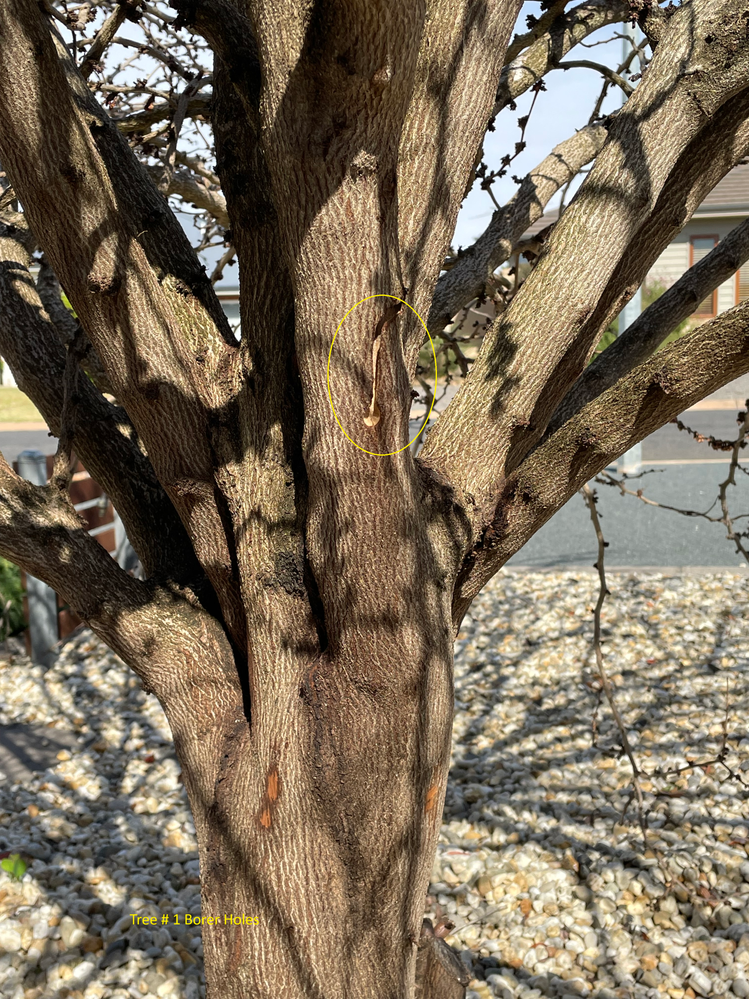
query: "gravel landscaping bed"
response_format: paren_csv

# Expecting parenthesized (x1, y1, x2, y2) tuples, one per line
(0, 569, 748, 999)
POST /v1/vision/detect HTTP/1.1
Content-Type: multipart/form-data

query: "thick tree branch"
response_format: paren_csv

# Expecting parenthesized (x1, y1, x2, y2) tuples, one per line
(0, 450, 244, 814)
(421, 0, 749, 518)
(0, 223, 214, 601)
(451, 298, 749, 626)
(548, 216, 749, 432)
(0, 0, 247, 651)
(206, 46, 321, 665)
(35, 255, 116, 398)
(113, 93, 212, 134)
(0, 452, 151, 646)
(637, 1, 668, 48)
(397, 0, 523, 363)
(79, 1, 136, 80)
(246, 0, 472, 664)
(170, 0, 261, 121)
(493, 0, 630, 116)
(428, 123, 607, 334)
(545, 86, 749, 415)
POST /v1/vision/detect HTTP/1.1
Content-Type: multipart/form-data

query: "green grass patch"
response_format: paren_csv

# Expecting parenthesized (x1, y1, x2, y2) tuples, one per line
(0, 557, 26, 639)
(0, 387, 44, 423)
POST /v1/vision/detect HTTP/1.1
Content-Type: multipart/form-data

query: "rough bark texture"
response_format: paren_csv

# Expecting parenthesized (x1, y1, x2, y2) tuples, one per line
(420, 0, 749, 512)
(428, 122, 608, 334)
(549, 215, 749, 430)
(1, 1, 748, 997)
(493, 0, 630, 115)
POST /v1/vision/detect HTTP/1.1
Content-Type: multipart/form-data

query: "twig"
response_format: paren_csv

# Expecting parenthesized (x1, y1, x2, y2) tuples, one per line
(718, 404, 749, 561)
(595, 400, 749, 565)
(580, 483, 649, 850)
(671, 415, 743, 453)
(553, 59, 633, 96)
(210, 244, 236, 286)
(110, 35, 194, 80)
(588, 34, 648, 123)
(475, 81, 546, 204)
(158, 73, 205, 192)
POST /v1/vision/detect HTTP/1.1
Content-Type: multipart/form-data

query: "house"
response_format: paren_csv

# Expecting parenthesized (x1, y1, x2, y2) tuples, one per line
(648, 162, 749, 317)
(522, 162, 749, 320)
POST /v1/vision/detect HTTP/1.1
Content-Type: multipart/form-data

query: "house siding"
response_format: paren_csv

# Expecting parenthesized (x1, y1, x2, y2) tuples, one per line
(718, 275, 736, 313)
(647, 215, 747, 314)
(648, 241, 688, 289)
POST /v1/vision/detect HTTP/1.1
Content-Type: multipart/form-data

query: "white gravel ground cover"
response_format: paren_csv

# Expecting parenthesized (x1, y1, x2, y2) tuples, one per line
(0, 569, 748, 999)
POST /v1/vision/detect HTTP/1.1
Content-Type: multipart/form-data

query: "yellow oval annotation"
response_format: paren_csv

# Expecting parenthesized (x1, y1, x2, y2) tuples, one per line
(326, 294, 437, 457)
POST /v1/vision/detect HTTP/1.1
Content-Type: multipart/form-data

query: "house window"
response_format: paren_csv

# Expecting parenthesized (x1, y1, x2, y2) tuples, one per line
(738, 261, 749, 305)
(690, 235, 718, 318)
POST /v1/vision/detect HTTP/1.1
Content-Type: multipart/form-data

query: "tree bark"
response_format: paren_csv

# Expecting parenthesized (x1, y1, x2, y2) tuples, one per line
(2, 1, 749, 996)
(177, 628, 456, 999)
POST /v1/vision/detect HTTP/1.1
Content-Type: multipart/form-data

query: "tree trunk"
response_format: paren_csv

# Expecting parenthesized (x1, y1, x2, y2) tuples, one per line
(6, 0, 749, 996)
(157, 610, 456, 998)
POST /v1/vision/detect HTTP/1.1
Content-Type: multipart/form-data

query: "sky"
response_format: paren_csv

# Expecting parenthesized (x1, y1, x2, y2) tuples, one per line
(453, 2, 634, 251)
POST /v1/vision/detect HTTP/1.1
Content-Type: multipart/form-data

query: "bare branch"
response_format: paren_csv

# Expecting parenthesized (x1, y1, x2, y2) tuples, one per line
(0, 451, 147, 637)
(493, 0, 630, 116)
(429, 123, 607, 334)
(79, 2, 132, 80)
(581, 483, 649, 847)
(113, 93, 211, 134)
(595, 401, 749, 563)
(145, 163, 229, 228)
(422, 0, 749, 517)
(170, 0, 260, 119)
(211, 244, 235, 286)
(158, 72, 206, 192)
(585, 32, 649, 128)
(0, 222, 211, 594)
(552, 58, 633, 95)
(718, 411, 749, 562)
(0, 448, 241, 719)
(504, 0, 571, 65)
(0, 0, 247, 649)
(110, 34, 195, 80)
(138, 140, 220, 187)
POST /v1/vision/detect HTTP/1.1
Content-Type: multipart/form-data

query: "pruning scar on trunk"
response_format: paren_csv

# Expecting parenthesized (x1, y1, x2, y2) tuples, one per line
(363, 301, 402, 427)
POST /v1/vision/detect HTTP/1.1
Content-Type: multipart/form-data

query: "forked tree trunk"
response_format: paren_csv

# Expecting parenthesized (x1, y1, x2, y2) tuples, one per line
(7, 0, 749, 996)
(158, 606, 457, 998)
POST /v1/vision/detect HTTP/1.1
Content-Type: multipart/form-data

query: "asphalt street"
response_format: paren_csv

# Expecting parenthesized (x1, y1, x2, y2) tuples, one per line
(1, 427, 57, 466)
(505, 460, 749, 571)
